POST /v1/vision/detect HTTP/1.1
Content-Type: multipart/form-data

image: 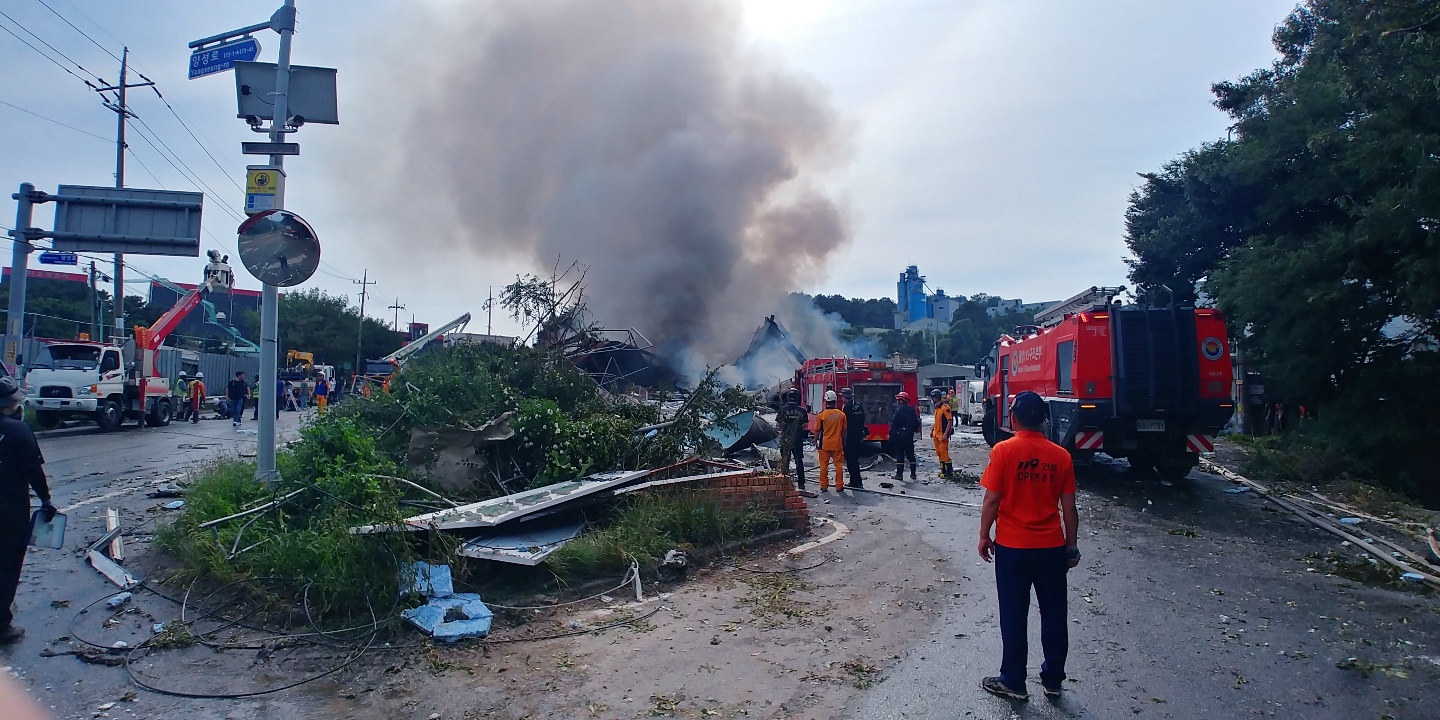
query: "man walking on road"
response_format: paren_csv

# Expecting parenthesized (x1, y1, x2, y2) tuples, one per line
(840, 387, 866, 489)
(889, 391, 919, 481)
(174, 371, 190, 423)
(314, 375, 330, 415)
(777, 389, 809, 492)
(0, 377, 55, 645)
(815, 390, 846, 493)
(977, 391, 1079, 702)
(227, 372, 249, 427)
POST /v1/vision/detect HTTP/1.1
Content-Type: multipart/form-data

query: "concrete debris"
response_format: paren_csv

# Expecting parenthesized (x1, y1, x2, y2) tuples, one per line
(407, 412, 517, 494)
(402, 594, 494, 642)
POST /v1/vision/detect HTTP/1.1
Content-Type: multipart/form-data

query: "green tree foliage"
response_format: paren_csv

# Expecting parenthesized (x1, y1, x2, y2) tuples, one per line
(1124, 0, 1440, 503)
(254, 288, 402, 368)
(807, 293, 897, 328)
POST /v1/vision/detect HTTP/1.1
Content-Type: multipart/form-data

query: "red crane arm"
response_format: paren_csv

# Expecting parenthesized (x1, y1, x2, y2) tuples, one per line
(134, 287, 205, 352)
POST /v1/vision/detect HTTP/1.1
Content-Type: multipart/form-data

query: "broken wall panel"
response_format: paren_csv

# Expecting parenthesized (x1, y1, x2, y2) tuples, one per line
(457, 519, 586, 565)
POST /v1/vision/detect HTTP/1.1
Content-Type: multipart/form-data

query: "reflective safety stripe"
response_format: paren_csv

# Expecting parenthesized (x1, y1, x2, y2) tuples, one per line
(1074, 431, 1104, 450)
(1185, 434, 1216, 452)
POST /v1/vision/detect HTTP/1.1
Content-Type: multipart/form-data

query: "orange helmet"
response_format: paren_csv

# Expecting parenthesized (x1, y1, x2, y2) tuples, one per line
(895, 391, 910, 402)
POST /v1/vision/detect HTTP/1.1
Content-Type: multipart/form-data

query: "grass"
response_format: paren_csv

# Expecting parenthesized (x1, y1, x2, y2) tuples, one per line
(547, 491, 782, 581)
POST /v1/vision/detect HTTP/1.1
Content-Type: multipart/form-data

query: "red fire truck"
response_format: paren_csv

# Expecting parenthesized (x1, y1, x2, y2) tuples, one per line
(980, 286, 1235, 480)
(791, 356, 919, 441)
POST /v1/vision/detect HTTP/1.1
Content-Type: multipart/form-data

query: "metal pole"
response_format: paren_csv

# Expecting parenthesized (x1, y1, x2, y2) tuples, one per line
(113, 47, 128, 347)
(353, 269, 371, 379)
(257, 0, 297, 485)
(89, 261, 98, 340)
(6, 183, 36, 378)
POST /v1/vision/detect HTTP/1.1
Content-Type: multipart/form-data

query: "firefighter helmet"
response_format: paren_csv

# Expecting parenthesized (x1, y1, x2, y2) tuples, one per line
(824, 390, 837, 403)
(895, 391, 910, 402)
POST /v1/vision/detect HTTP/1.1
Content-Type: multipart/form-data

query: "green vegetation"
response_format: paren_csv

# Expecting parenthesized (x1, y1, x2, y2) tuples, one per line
(547, 491, 781, 579)
(1124, 1, 1440, 506)
(803, 290, 1036, 366)
(160, 341, 760, 622)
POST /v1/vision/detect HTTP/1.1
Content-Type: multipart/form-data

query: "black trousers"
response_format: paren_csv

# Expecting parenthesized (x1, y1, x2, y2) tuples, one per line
(0, 524, 28, 629)
(780, 438, 806, 486)
(843, 438, 864, 486)
(892, 434, 917, 471)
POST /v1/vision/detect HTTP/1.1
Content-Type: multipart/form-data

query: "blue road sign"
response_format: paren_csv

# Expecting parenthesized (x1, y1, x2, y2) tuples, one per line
(189, 37, 261, 80)
(38, 251, 78, 266)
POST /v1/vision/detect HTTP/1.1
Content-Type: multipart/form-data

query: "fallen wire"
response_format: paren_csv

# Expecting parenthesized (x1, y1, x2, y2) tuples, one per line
(850, 485, 979, 508)
(485, 565, 638, 611)
(483, 604, 663, 645)
(718, 555, 833, 574)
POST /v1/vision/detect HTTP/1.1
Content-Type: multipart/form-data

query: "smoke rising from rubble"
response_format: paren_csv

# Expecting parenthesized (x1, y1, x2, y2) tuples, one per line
(353, 0, 852, 375)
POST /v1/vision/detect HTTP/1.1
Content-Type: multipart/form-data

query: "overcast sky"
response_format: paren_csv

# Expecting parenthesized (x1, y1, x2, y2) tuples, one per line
(1, 0, 1296, 338)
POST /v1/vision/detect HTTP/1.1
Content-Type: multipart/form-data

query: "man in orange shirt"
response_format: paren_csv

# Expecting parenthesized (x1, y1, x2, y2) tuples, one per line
(977, 391, 1079, 702)
(814, 390, 847, 493)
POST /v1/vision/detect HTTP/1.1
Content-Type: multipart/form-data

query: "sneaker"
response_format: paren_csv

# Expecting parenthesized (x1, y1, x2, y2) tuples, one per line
(981, 677, 1027, 701)
(1042, 683, 1062, 699)
(0, 625, 24, 645)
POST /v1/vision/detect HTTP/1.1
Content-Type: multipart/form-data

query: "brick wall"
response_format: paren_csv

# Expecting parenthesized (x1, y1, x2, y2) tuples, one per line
(648, 470, 811, 530)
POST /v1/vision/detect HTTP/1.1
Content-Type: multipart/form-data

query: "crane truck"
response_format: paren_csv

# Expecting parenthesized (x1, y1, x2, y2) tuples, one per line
(353, 312, 472, 394)
(23, 250, 235, 430)
(980, 286, 1235, 480)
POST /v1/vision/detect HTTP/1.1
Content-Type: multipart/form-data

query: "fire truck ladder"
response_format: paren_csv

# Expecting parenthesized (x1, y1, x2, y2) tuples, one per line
(1034, 286, 1126, 327)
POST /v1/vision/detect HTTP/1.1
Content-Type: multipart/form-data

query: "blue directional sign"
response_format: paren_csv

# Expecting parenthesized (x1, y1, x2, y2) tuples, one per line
(189, 37, 261, 80)
(38, 251, 78, 266)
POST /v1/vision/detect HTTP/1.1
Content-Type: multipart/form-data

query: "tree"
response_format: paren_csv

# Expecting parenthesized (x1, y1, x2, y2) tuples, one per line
(249, 289, 402, 369)
(1124, 0, 1440, 501)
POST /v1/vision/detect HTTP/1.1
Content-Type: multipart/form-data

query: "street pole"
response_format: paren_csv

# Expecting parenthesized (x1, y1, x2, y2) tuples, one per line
(388, 298, 404, 333)
(113, 48, 128, 347)
(353, 269, 373, 380)
(256, 0, 296, 485)
(89, 261, 99, 340)
(5, 183, 36, 378)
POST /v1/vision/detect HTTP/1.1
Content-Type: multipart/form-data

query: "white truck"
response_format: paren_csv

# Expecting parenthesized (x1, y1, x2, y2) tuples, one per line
(23, 250, 235, 431)
(956, 379, 985, 426)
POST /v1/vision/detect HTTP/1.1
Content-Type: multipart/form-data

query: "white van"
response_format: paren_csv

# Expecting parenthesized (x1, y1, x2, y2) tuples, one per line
(957, 380, 985, 426)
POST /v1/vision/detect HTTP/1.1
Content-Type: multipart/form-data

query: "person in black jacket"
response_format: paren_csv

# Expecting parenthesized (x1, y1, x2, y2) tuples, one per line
(0, 376, 54, 644)
(226, 372, 250, 427)
(776, 389, 810, 491)
(889, 391, 920, 481)
(840, 387, 867, 489)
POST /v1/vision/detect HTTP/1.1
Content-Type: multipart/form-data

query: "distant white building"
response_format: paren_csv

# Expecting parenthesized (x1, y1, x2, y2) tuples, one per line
(985, 299, 1053, 318)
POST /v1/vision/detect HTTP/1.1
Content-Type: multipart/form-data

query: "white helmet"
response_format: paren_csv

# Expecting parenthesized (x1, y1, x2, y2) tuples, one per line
(195, 372, 204, 379)
(178, 371, 187, 378)
(824, 390, 837, 402)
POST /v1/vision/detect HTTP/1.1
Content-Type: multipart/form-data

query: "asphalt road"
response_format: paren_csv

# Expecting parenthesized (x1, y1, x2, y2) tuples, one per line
(4, 409, 307, 720)
(841, 428, 1440, 720)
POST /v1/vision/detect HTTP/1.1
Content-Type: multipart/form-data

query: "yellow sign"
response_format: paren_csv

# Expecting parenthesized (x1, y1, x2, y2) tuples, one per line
(247, 169, 276, 195)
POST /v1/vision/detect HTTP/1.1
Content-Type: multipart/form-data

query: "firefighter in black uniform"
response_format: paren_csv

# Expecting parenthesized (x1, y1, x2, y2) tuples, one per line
(840, 387, 867, 489)
(890, 391, 920, 481)
(777, 389, 809, 491)
(0, 376, 54, 644)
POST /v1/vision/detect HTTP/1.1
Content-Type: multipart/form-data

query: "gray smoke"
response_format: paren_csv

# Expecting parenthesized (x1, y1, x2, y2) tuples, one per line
(347, 0, 851, 368)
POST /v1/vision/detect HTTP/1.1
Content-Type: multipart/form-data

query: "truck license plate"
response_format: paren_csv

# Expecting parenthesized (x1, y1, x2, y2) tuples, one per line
(1137, 419, 1165, 432)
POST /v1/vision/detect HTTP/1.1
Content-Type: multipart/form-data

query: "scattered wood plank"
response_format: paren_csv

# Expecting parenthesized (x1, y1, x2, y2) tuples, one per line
(105, 508, 124, 563)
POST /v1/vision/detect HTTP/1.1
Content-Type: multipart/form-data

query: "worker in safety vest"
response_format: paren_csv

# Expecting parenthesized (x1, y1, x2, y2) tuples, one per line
(776, 389, 809, 491)
(839, 387, 866, 490)
(931, 388, 955, 479)
(815, 390, 847, 493)
(174, 372, 190, 422)
(188, 373, 205, 424)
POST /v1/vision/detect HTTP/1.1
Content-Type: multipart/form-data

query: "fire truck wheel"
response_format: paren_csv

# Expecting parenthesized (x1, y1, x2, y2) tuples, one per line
(34, 411, 61, 429)
(95, 400, 122, 432)
(147, 400, 173, 427)
(981, 411, 1000, 447)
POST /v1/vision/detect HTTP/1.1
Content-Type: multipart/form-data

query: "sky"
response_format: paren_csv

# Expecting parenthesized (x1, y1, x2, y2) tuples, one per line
(0, 0, 1298, 339)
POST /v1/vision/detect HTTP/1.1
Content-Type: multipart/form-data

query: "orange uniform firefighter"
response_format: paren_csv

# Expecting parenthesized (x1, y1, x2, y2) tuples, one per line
(815, 390, 847, 493)
(931, 389, 955, 479)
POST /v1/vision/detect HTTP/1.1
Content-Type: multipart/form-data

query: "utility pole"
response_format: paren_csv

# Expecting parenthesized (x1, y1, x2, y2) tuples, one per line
(388, 298, 405, 334)
(89, 261, 98, 340)
(353, 269, 374, 380)
(5, 184, 37, 377)
(97, 48, 153, 347)
(484, 286, 494, 336)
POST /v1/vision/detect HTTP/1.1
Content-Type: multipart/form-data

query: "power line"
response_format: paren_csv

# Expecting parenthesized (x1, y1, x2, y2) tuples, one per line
(127, 117, 247, 226)
(145, 87, 246, 194)
(32, 0, 120, 62)
(0, 98, 109, 142)
(0, 16, 100, 91)
(0, 8, 105, 84)
(124, 147, 166, 188)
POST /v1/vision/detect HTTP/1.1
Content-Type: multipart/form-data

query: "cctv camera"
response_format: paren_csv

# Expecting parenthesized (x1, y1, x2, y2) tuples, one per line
(245, 115, 261, 128)
(290, 115, 306, 128)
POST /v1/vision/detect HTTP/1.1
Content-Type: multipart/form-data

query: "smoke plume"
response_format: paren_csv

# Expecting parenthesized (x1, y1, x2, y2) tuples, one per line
(346, 0, 851, 368)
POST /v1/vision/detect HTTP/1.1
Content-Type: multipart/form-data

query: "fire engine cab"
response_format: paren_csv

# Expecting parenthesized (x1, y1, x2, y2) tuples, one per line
(980, 286, 1234, 480)
(793, 356, 919, 442)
